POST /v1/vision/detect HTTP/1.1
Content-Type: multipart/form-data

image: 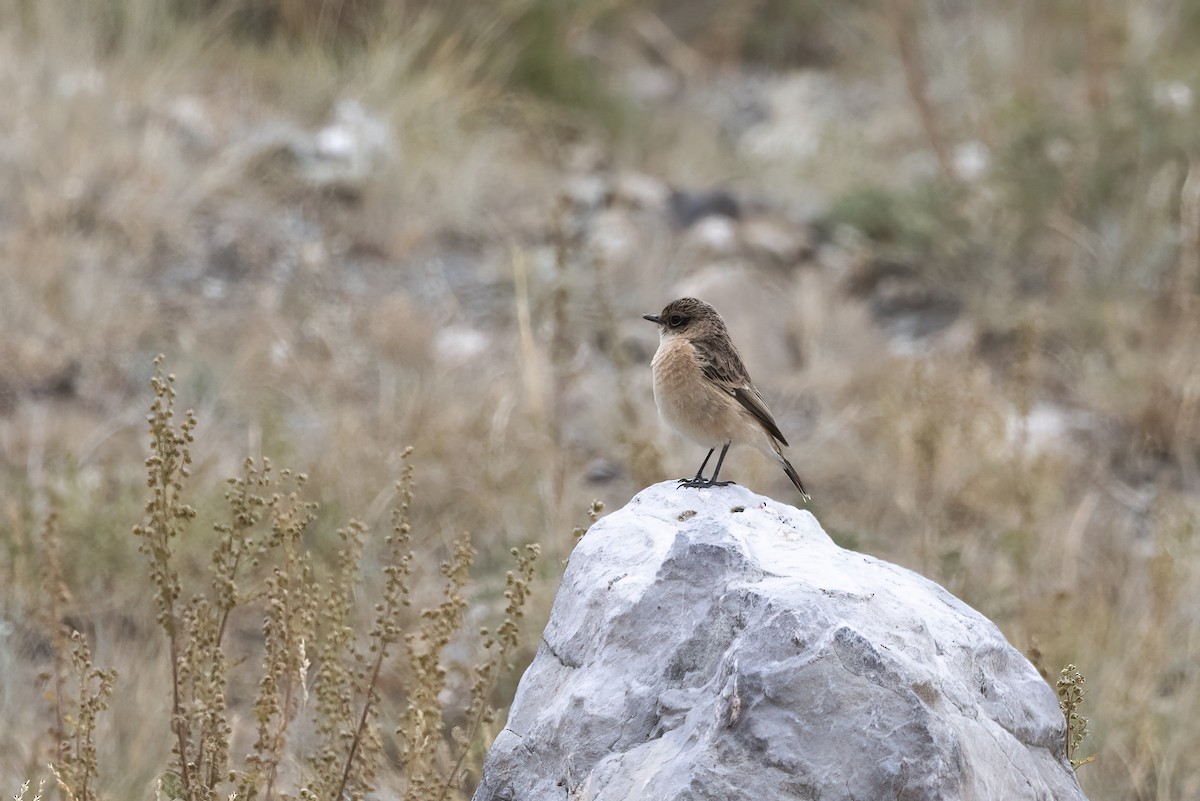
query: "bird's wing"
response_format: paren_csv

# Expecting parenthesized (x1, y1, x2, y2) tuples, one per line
(695, 336, 790, 447)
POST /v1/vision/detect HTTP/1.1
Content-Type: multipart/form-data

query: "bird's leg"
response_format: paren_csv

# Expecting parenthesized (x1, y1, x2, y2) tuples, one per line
(678, 448, 715, 487)
(679, 442, 734, 488)
(706, 441, 734, 486)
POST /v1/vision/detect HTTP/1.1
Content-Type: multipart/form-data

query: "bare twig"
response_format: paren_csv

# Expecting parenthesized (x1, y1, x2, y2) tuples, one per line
(1082, 0, 1109, 111)
(886, 0, 956, 182)
(1174, 159, 1200, 315)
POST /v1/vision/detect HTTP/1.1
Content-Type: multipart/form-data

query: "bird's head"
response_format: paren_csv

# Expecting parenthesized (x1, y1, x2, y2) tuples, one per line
(643, 297, 725, 340)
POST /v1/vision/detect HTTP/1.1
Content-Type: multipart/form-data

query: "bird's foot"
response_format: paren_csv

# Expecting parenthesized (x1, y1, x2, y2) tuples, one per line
(676, 478, 736, 489)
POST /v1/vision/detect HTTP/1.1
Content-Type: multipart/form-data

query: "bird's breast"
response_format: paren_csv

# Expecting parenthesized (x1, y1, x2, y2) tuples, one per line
(651, 337, 742, 447)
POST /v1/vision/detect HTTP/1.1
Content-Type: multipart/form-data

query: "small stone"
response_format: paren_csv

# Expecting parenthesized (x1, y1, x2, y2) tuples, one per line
(584, 458, 621, 484)
(612, 171, 670, 210)
(561, 174, 611, 212)
(741, 217, 811, 264)
(681, 216, 738, 256)
(669, 188, 741, 228)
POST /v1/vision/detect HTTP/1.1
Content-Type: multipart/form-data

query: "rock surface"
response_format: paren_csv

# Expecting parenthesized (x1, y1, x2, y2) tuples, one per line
(473, 482, 1088, 801)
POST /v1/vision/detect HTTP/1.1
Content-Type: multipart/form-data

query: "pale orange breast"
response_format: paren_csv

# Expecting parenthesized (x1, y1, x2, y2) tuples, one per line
(651, 337, 750, 448)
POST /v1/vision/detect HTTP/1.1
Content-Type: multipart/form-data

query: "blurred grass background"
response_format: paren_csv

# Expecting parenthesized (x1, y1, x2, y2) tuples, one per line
(2, 0, 1199, 797)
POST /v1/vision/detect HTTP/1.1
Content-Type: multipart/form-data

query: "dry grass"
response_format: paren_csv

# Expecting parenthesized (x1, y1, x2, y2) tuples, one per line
(1, 2, 1199, 799)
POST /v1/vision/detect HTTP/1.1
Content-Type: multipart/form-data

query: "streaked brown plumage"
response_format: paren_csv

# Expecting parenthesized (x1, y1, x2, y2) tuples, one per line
(644, 297, 810, 501)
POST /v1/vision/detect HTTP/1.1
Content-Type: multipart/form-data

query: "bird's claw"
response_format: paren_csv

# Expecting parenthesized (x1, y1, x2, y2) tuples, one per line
(676, 478, 735, 489)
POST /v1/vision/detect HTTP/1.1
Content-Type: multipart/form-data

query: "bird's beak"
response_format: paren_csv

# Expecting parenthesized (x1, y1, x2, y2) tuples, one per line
(643, 314, 663, 324)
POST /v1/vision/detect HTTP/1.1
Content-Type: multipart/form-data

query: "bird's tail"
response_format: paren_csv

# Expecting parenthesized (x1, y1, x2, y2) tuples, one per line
(771, 441, 811, 503)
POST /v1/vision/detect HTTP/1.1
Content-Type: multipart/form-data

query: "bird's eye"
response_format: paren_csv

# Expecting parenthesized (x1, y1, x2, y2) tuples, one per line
(668, 314, 684, 327)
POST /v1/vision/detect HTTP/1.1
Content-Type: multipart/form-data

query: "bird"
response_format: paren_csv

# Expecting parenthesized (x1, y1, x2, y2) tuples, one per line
(643, 297, 810, 501)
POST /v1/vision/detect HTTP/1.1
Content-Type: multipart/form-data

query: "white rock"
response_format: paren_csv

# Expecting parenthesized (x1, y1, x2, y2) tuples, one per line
(587, 209, 640, 263)
(1006, 402, 1095, 454)
(682, 215, 739, 256)
(435, 326, 490, 364)
(1153, 80, 1193, 114)
(738, 71, 829, 163)
(612, 170, 671, 210)
(475, 482, 1087, 801)
(306, 98, 394, 186)
(562, 173, 611, 211)
(316, 98, 391, 162)
(740, 216, 811, 263)
(55, 68, 104, 98)
(164, 95, 216, 149)
(953, 140, 991, 181)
